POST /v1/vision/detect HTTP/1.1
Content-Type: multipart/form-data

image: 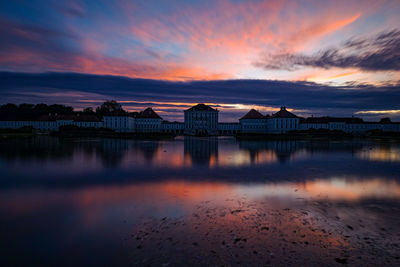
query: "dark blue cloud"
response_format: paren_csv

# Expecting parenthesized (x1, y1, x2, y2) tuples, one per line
(1, 72, 400, 121)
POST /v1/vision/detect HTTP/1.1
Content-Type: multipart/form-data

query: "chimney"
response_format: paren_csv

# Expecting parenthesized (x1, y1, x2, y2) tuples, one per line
(280, 106, 286, 111)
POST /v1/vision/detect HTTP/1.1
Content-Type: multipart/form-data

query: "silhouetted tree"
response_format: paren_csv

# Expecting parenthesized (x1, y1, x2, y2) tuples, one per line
(95, 100, 126, 117)
(0, 103, 75, 120)
(83, 107, 95, 114)
(48, 104, 74, 115)
(380, 117, 391, 123)
(0, 104, 18, 120)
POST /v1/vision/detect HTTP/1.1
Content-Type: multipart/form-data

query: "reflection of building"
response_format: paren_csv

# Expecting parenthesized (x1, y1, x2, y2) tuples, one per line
(238, 139, 301, 163)
(184, 136, 218, 165)
(184, 104, 219, 135)
(134, 140, 161, 163)
(99, 138, 131, 167)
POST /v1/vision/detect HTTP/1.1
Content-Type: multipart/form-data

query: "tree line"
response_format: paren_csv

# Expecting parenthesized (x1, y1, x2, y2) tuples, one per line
(0, 101, 130, 120)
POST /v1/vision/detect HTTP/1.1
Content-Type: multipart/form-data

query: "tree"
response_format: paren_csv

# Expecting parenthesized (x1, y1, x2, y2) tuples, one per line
(380, 117, 391, 123)
(17, 104, 35, 120)
(83, 107, 95, 114)
(96, 100, 126, 117)
(0, 103, 18, 120)
(48, 104, 74, 115)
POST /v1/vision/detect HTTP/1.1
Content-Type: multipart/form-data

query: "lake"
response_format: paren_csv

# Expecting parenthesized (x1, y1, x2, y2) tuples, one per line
(1, 136, 400, 266)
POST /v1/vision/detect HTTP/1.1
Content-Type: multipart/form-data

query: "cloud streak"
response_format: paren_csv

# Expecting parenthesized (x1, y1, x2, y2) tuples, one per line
(255, 30, 400, 72)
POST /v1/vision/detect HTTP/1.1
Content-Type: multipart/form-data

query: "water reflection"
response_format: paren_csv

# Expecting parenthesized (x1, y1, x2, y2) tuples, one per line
(357, 146, 400, 162)
(1, 136, 400, 265)
(1, 136, 398, 167)
(184, 136, 218, 166)
(1, 137, 400, 185)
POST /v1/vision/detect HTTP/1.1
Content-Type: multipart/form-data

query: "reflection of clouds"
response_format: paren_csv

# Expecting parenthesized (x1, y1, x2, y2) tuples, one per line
(0, 181, 236, 220)
(217, 149, 277, 166)
(357, 147, 400, 162)
(235, 178, 400, 201)
(4, 178, 400, 225)
(305, 178, 400, 200)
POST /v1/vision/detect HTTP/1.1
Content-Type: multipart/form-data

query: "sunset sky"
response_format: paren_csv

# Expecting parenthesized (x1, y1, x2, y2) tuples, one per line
(1, 0, 399, 121)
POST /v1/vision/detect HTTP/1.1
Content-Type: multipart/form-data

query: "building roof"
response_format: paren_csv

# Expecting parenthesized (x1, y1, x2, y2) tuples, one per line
(271, 107, 298, 118)
(240, 109, 265, 120)
(186, 103, 216, 111)
(137, 107, 162, 119)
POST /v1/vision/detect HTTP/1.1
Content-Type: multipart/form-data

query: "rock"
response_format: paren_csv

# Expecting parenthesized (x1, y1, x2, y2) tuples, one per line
(335, 258, 348, 264)
(231, 209, 243, 214)
(234, 238, 241, 244)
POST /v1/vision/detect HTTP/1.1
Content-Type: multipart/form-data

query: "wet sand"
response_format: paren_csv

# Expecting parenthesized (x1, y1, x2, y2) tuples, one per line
(129, 197, 400, 266)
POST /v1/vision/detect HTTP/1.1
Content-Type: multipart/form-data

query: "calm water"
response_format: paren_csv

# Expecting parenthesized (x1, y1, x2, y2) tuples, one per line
(1, 136, 400, 265)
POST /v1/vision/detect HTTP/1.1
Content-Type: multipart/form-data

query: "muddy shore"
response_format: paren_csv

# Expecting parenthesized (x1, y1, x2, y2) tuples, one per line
(129, 197, 400, 266)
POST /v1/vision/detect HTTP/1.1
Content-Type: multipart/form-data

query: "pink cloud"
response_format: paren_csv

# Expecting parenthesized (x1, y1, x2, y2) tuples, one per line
(0, 0, 392, 81)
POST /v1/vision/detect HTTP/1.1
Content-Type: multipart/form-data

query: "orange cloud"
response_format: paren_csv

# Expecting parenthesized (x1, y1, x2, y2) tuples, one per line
(127, 1, 365, 79)
(0, 0, 386, 81)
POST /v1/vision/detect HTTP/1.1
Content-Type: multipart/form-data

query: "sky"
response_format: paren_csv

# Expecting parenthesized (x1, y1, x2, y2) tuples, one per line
(0, 0, 400, 121)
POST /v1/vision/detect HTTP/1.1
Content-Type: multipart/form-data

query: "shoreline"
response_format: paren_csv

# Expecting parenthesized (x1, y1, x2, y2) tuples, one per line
(1, 127, 399, 141)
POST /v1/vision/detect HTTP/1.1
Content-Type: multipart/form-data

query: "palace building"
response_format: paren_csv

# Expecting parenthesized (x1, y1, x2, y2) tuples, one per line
(184, 104, 219, 136)
(1, 103, 399, 134)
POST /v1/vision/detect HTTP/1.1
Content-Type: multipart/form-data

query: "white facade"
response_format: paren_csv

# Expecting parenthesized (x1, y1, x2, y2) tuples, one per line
(218, 123, 241, 135)
(135, 107, 162, 133)
(161, 122, 184, 134)
(241, 119, 267, 133)
(1, 105, 399, 134)
(184, 104, 219, 135)
(267, 107, 300, 134)
(267, 118, 300, 133)
(103, 116, 135, 132)
(0, 120, 58, 131)
(136, 118, 161, 132)
(299, 121, 400, 133)
(74, 121, 103, 128)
